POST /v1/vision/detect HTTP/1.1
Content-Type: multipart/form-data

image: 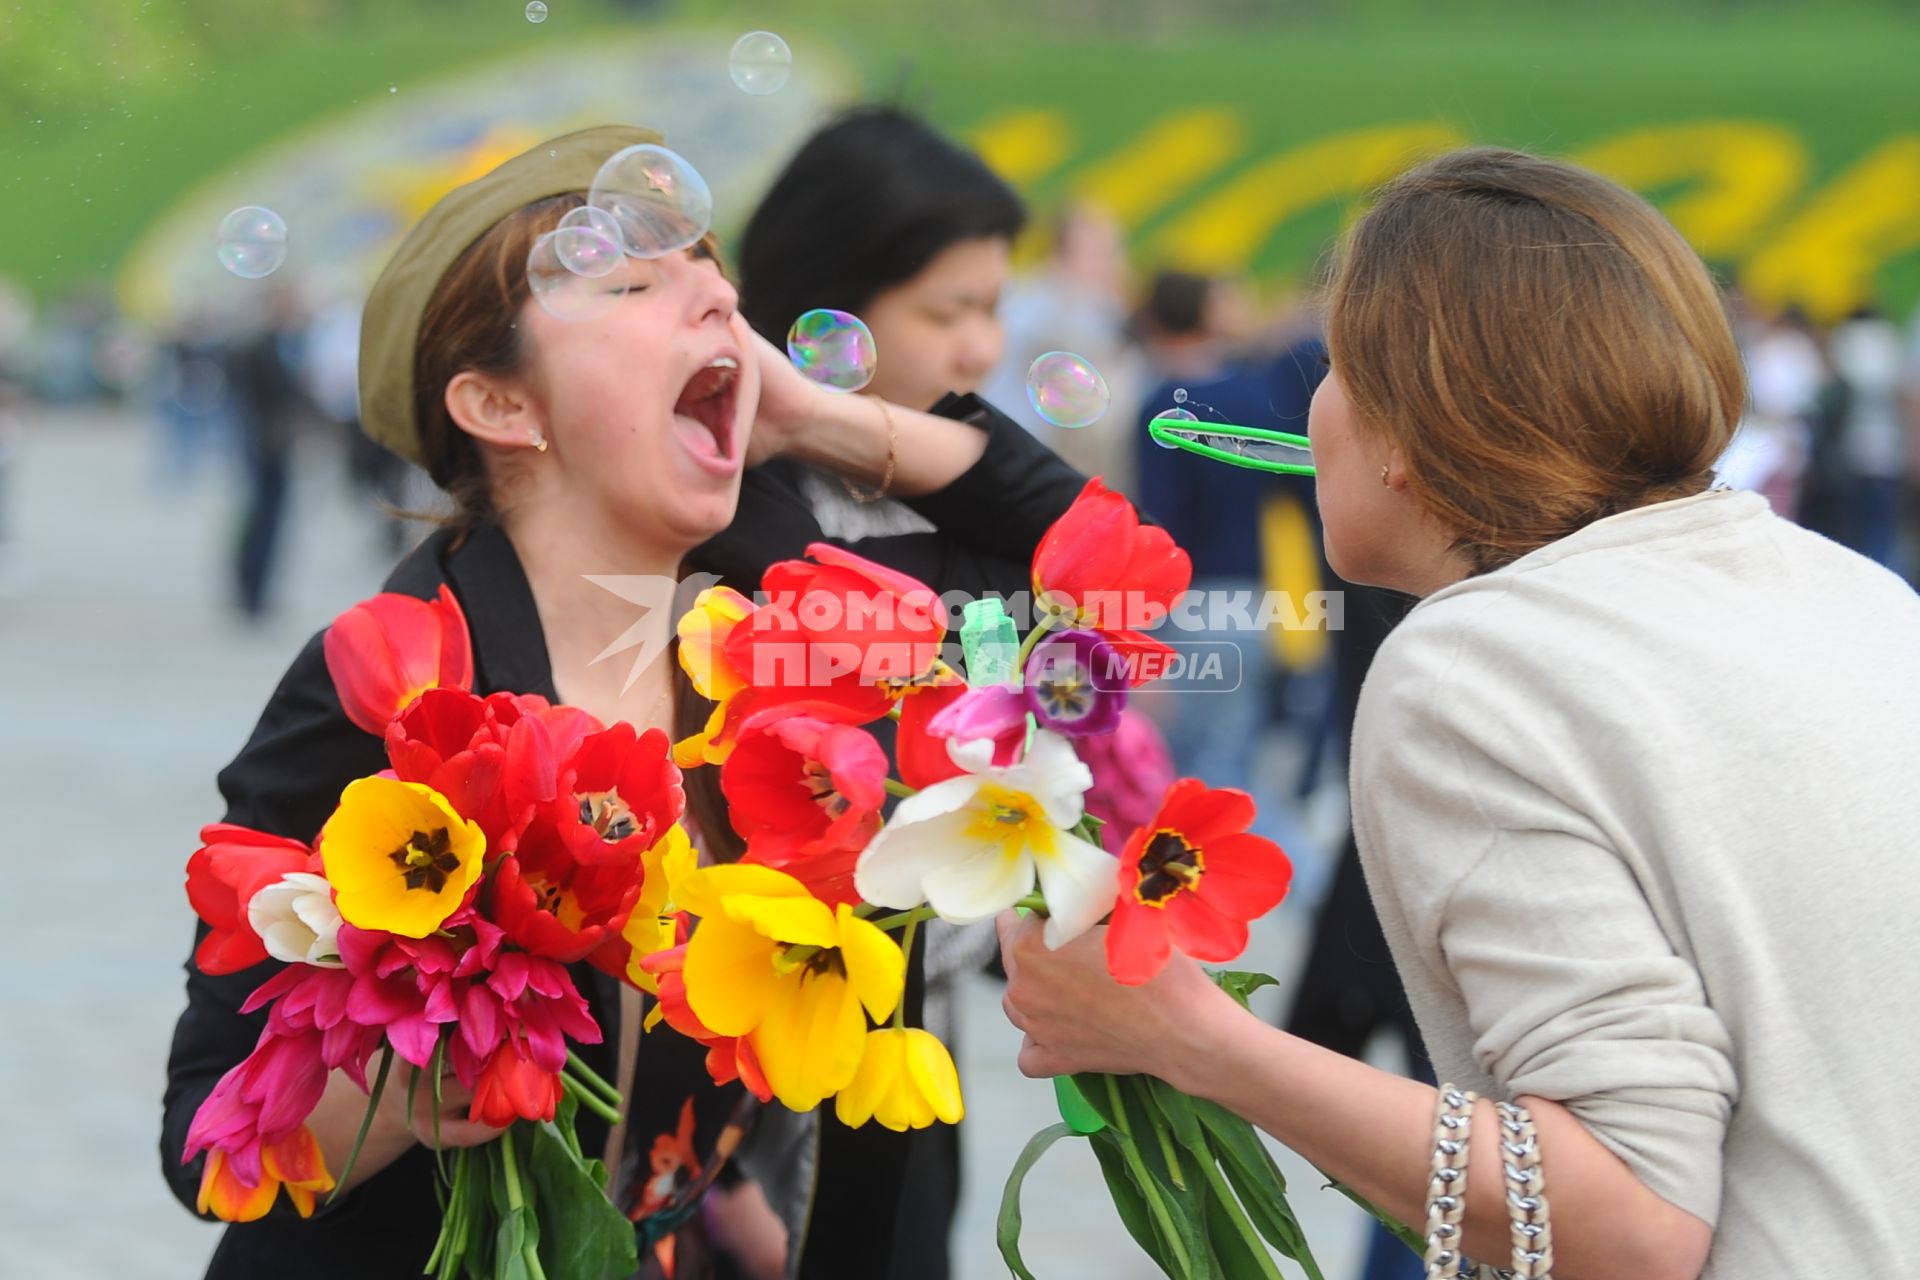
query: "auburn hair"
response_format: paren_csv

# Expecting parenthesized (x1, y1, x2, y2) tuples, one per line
(1327, 147, 1746, 574)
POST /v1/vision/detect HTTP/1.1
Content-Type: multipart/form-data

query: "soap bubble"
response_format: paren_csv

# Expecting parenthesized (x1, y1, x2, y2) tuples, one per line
(1026, 352, 1110, 429)
(1172, 387, 1188, 404)
(1152, 406, 1197, 448)
(558, 204, 621, 242)
(588, 144, 713, 259)
(215, 206, 287, 279)
(527, 231, 624, 320)
(729, 31, 792, 95)
(786, 309, 878, 393)
(551, 224, 622, 279)
(525, 1, 548, 20)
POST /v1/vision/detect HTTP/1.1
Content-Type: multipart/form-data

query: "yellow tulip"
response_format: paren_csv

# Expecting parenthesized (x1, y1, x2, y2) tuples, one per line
(612, 823, 698, 995)
(835, 1027, 965, 1132)
(319, 777, 484, 938)
(673, 587, 754, 768)
(678, 864, 905, 1111)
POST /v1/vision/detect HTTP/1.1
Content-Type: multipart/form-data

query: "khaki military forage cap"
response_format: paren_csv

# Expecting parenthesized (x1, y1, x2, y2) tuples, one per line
(358, 123, 664, 466)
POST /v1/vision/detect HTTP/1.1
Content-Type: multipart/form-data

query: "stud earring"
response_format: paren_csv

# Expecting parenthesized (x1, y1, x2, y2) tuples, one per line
(1379, 464, 1390, 486)
(530, 431, 548, 453)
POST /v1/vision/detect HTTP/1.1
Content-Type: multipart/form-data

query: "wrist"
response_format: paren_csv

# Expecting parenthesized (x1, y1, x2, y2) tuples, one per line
(789, 391, 888, 477)
(1153, 976, 1245, 1095)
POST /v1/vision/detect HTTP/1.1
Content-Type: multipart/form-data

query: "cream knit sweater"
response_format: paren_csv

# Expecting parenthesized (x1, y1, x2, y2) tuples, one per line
(1351, 488, 1920, 1275)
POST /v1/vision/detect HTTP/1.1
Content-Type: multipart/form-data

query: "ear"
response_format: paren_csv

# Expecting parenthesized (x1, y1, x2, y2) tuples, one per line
(1382, 445, 1412, 492)
(445, 368, 545, 451)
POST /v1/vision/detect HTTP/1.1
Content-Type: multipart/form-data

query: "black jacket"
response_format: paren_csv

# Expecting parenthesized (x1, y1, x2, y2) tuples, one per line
(162, 395, 1089, 1278)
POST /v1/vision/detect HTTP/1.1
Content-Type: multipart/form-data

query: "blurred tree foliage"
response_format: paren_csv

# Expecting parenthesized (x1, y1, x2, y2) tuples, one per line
(0, 0, 547, 120)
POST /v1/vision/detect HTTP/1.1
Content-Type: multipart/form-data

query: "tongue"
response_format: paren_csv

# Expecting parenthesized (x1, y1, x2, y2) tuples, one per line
(676, 412, 724, 461)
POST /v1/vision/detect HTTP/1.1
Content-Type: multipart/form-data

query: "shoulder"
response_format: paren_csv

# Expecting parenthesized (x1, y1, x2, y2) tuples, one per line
(214, 531, 461, 841)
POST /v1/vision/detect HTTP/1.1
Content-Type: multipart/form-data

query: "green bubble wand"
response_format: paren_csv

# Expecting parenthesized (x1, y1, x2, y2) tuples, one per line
(1147, 414, 1316, 477)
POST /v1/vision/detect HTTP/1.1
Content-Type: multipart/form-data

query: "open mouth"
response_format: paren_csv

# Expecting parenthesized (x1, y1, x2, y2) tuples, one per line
(673, 356, 739, 464)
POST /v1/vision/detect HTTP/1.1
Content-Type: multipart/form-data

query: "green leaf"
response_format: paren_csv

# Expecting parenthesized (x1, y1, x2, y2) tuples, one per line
(996, 1122, 1074, 1280)
(1323, 1178, 1425, 1256)
(496, 1206, 531, 1280)
(1144, 1076, 1206, 1153)
(525, 1114, 638, 1280)
(1212, 970, 1281, 1009)
(1192, 1102, 1324, 1280)
(552, 1089, 585, 1164)
(327, 1044, 393, 1206)
(1110, 1078, 1216, 1278)
(1087, 1128, 1176, 1271)
(1202, 1172, 1283, 1280)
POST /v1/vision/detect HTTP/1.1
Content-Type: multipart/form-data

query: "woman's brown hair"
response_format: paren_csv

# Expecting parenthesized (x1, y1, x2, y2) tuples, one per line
(410, 193, 582, 530)
(1327, 147, 1746, 574)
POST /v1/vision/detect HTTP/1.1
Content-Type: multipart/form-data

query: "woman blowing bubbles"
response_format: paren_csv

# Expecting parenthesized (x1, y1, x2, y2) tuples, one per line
(1000, 148, 1920, 1278)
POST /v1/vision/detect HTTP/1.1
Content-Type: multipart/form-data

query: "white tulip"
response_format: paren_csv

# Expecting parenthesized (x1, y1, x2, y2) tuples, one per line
(247, 872, 346, 967)
(856, 730, 1118, 949)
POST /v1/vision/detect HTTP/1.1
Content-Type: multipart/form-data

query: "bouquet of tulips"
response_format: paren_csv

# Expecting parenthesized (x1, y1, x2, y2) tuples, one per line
(182, 585, 680, 1279)
(660, 478, 1400, 1277)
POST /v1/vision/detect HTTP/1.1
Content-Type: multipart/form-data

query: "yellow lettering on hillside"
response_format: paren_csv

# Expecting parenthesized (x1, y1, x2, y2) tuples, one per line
(1150, 123, 1464, 274)
(1071, 107, 1248, 229)
(1572, 121, 1808, 258)
(1742, 135, 1920, 321)
(968, 109, 1075, 186)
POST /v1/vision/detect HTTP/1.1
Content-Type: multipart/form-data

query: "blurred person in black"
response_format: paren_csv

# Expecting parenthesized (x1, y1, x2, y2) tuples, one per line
(227, 285, 309, 619)
(1131, 269, 1323, 846)
(1824, 305, 1912, 578)
(728, 105, 1025, 544)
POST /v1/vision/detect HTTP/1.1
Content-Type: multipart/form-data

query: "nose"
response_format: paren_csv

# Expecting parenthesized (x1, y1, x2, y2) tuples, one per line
(953, 317, 1003, 386)
(666, 250, 739, 327)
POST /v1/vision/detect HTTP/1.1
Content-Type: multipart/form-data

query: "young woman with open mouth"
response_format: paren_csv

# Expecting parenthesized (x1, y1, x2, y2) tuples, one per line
(160, 124, 1094, 1280)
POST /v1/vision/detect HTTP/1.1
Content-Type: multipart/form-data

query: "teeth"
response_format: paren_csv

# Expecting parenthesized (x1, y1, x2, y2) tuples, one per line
(707, 356, 738, 370)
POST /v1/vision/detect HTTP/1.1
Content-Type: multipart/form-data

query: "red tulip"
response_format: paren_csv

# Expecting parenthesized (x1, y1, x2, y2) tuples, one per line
(722, 544, 945, 707)
(1106, 779, 1293, 985)
(488, 822, 646, 963)
(1031, 478, 1192, 684)
(385, 688, 597, 857)
(469, 1037, 563, 1127)
(722, 715, 889, 905)
(185, 824, 316, 975)
(893, 678, 972, 791)
(323, 585, 473, 735)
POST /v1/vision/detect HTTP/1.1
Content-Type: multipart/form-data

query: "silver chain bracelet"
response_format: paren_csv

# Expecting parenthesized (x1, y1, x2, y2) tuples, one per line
(1490, 1100, 1554, 1278)
(1425, 1091, 1555, 1280)
(1422, 1086, 1477, 1278)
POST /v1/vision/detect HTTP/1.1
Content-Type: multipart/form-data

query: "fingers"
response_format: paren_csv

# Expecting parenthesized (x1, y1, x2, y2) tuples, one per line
(994, 910, 1022, 979)
(1015, 1037, 1055, 1080)
(1000, 989, 1027, 1032)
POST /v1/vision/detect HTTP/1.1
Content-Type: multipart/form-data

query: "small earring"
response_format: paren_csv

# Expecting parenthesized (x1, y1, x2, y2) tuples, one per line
(530, 432, 548, 453)
(1379, 464, 1391, 486)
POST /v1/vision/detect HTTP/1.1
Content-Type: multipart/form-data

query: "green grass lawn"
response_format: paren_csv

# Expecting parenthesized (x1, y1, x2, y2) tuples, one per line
(5, 4, 1917, 311)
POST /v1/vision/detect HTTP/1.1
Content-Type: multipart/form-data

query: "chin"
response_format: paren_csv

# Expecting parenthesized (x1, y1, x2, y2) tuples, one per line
(658, 487, 743, 550)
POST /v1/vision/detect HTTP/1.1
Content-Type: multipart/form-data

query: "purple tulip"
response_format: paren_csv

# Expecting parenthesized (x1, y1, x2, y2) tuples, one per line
(1023, 630, 1125, 737)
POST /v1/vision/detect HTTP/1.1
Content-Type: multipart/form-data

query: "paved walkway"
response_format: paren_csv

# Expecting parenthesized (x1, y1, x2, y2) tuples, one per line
(0, 406, 1376, 1279)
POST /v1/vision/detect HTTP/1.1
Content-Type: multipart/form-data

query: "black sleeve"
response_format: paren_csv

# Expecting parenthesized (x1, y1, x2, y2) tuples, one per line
(691, 394, 1091, 603)
(159, 631, 391, 1217)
